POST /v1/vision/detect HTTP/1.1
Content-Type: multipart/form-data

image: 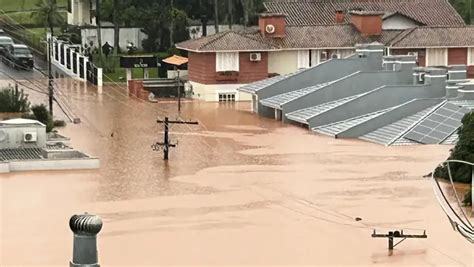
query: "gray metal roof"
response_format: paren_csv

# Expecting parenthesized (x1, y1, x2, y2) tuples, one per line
(312, 107, 396, 137)
(441, 131, 459, 145)
(238, 70, 304, 94)
(0, 148, 43, 161)
(286, 93, 363, 124)
(360, 104, 441, 146)
(259, 82, 330, 109)
(448, 100, 474, 110)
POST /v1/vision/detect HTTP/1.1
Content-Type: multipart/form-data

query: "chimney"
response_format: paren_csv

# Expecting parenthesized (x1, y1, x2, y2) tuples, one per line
(201, 15, 208, 37)
(350, 10, 384, 36)
(335, 10, 344, 23)
(258, 13, 286, 38)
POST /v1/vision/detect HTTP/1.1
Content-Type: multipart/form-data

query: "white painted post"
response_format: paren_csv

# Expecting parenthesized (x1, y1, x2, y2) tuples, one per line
(63, 43, 67, 66)
(69, 47, 74, 72)
(97, 68, 103, 89)
(144, 68, 149, 79)
(76, 53, 81, 79)
(58, 42, 62, 64)
(83, 57, 89, 81)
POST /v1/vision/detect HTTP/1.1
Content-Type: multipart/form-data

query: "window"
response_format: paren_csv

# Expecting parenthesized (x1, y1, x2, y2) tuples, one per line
(216, 52, 239, 72)
(426, 48, 447, 66)
(219, 93, 236, 102)
(297, 50, 310, 69)
(320, 51, 328, 62)
(468, 48, 474, 66)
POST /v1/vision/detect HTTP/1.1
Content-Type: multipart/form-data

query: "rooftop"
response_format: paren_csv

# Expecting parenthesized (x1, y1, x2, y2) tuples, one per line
(0, 119, 45, 127)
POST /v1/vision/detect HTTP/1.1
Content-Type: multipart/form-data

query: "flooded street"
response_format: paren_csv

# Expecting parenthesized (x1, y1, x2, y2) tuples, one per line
(1, 79, 473, 266)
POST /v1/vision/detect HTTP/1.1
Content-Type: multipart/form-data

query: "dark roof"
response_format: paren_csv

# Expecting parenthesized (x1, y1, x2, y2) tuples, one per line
(264, 0, 465, 26)
(390, 26, 474, 48)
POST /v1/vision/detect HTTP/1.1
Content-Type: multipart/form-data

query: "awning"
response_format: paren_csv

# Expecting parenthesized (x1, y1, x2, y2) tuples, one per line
(162, 55, 188, 66)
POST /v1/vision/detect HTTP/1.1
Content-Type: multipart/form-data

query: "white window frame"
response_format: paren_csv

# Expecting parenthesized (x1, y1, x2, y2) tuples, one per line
(468, 48, 474, 66)
(426, 48, 448, 66)
(216, 52, 239, 72)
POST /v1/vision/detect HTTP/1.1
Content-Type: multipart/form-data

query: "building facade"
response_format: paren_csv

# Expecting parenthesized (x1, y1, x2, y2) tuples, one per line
(177, 0, 474, 102)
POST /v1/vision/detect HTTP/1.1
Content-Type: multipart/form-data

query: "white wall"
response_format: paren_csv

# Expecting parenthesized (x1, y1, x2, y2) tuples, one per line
(268, 51, 298, 75)
(68, 0, 96, 26)
(0, 126, 47, 149)
(81, 27, 147, 50)
(8, 158, 100, 172)
(382, 15, 418, 30)
(188, 25, 246, 39)
(189, 81, 252, 102)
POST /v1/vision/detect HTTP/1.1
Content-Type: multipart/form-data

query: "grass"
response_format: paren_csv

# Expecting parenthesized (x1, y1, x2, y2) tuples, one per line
(0, 10, 67, 26)
(0, 0, 68, 12)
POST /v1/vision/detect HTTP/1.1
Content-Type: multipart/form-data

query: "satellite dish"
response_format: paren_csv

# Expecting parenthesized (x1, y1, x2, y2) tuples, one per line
(265, 24, 276, 34)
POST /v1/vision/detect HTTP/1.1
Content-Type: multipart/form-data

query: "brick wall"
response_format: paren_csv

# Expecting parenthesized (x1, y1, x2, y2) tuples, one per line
(188, 51, 269, 84)
(468, 66, 474, 78)
(238, 52, 269, 83)
(448, 48, 467, 65)
(391, 49, 426, 67)
(258, 15, 286, 38)
(188, 52, 216, 84)
(350, 14, 382, 36)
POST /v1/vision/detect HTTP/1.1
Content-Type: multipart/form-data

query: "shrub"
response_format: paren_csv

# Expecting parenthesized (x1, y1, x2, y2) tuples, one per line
(31, 104, 53, 132)
(0, 85, 30, 113)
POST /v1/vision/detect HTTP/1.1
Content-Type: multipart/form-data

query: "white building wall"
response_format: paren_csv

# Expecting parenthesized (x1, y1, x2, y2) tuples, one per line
(268, 51, 298, 75)
(68, 0, 96, 26)
(81, 27, 147, 50)
(189, 81, 252, 102)
(382, 15, 418, 30)
(0, 126, 47, 149)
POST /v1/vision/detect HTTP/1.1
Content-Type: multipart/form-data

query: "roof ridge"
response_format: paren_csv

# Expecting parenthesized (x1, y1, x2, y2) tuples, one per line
(388, 27, 417, 46)
(234, 31, 281, 49)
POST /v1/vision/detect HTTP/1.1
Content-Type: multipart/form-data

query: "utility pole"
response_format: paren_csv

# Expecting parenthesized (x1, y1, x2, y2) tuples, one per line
(48, 34, 54, 116)
(372, 229, 427, 252)
(176, 67, 181, 112)
(152, 117, 198, 160)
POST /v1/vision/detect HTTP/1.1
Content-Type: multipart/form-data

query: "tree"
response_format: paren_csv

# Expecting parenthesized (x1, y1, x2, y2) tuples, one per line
(31, 0, 64, 36)
(31, 104, 54, 132)
(214, 0, 219, 33)
(0, 85, 30, 113)
(449, 0, 473, 24)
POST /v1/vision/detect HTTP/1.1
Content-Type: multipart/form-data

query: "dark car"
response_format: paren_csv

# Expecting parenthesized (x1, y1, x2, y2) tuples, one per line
(0, 36, 14, 56)
(3, 44, 34, 70)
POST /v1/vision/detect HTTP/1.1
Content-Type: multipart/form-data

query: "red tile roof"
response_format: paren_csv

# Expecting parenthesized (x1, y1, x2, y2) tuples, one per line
(264, 0, 465, 26)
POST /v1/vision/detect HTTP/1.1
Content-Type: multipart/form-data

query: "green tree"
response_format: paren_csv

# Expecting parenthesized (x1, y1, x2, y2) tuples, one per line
(0, 85, 30, 113)
(31, 0, 64, 36)
(31, 104, 54, 132)
(449, 0, 473, 24)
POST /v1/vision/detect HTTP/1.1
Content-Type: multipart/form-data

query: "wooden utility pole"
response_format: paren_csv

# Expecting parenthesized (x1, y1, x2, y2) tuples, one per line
(372, 230, 427, 251)
(176, 67, 181, 112)
(152, 117, 199, 160)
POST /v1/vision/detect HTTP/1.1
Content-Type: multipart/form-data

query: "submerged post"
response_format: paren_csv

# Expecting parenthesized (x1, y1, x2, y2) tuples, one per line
(69, 213, 103, 267)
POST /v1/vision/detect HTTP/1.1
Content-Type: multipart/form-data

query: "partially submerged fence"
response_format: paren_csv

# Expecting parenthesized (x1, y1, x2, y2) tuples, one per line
(47, 33, 102, 87)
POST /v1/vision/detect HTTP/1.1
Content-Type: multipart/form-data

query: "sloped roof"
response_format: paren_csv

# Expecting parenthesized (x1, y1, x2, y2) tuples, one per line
(390, 26, 474, 48)
(277, 25, 367, 48)
(0, 119, 45, 127)
(264, 0, 465, 26)
(176, 30, 279, 52)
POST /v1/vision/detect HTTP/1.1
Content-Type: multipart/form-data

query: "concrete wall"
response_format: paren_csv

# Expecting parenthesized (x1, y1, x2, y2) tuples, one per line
(382, 15, 418, 30)
(8, 158, 100, 172)
(336, 99, 444, 138)
(268, 51, 298, 75)
(0, 126, 46, 149)
(82, 27, 148, 50)
(281, 70, 414, 115)
(306, 81, 447, 128)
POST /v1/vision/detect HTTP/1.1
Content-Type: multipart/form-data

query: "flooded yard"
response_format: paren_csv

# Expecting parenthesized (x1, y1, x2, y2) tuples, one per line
(0, 80, 472, 266)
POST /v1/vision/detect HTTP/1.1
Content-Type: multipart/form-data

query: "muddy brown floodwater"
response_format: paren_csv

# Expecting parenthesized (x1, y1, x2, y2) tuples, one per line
(1, 79, 473, 266)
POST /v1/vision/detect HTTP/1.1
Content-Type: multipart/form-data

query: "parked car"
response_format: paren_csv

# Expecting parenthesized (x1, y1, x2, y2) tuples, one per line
(3, 44, 34, 70)
(0, 36, 14, 56)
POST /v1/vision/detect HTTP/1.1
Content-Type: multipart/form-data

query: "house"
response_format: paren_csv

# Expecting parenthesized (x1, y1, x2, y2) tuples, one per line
(0, 118, 99, 173)
(176, 0, 474, 102)
(67, 0, 97, 26)
(237, 43, 474, 146)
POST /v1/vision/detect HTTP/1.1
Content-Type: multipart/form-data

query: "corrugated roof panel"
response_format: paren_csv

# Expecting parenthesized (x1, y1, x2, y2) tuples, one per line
(259, 82, 330, 109)
(238, 70, 305, 94)
(285, 93, 363, 124)
(312, 107, 395, 137)
(0, 148, 43, 161)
